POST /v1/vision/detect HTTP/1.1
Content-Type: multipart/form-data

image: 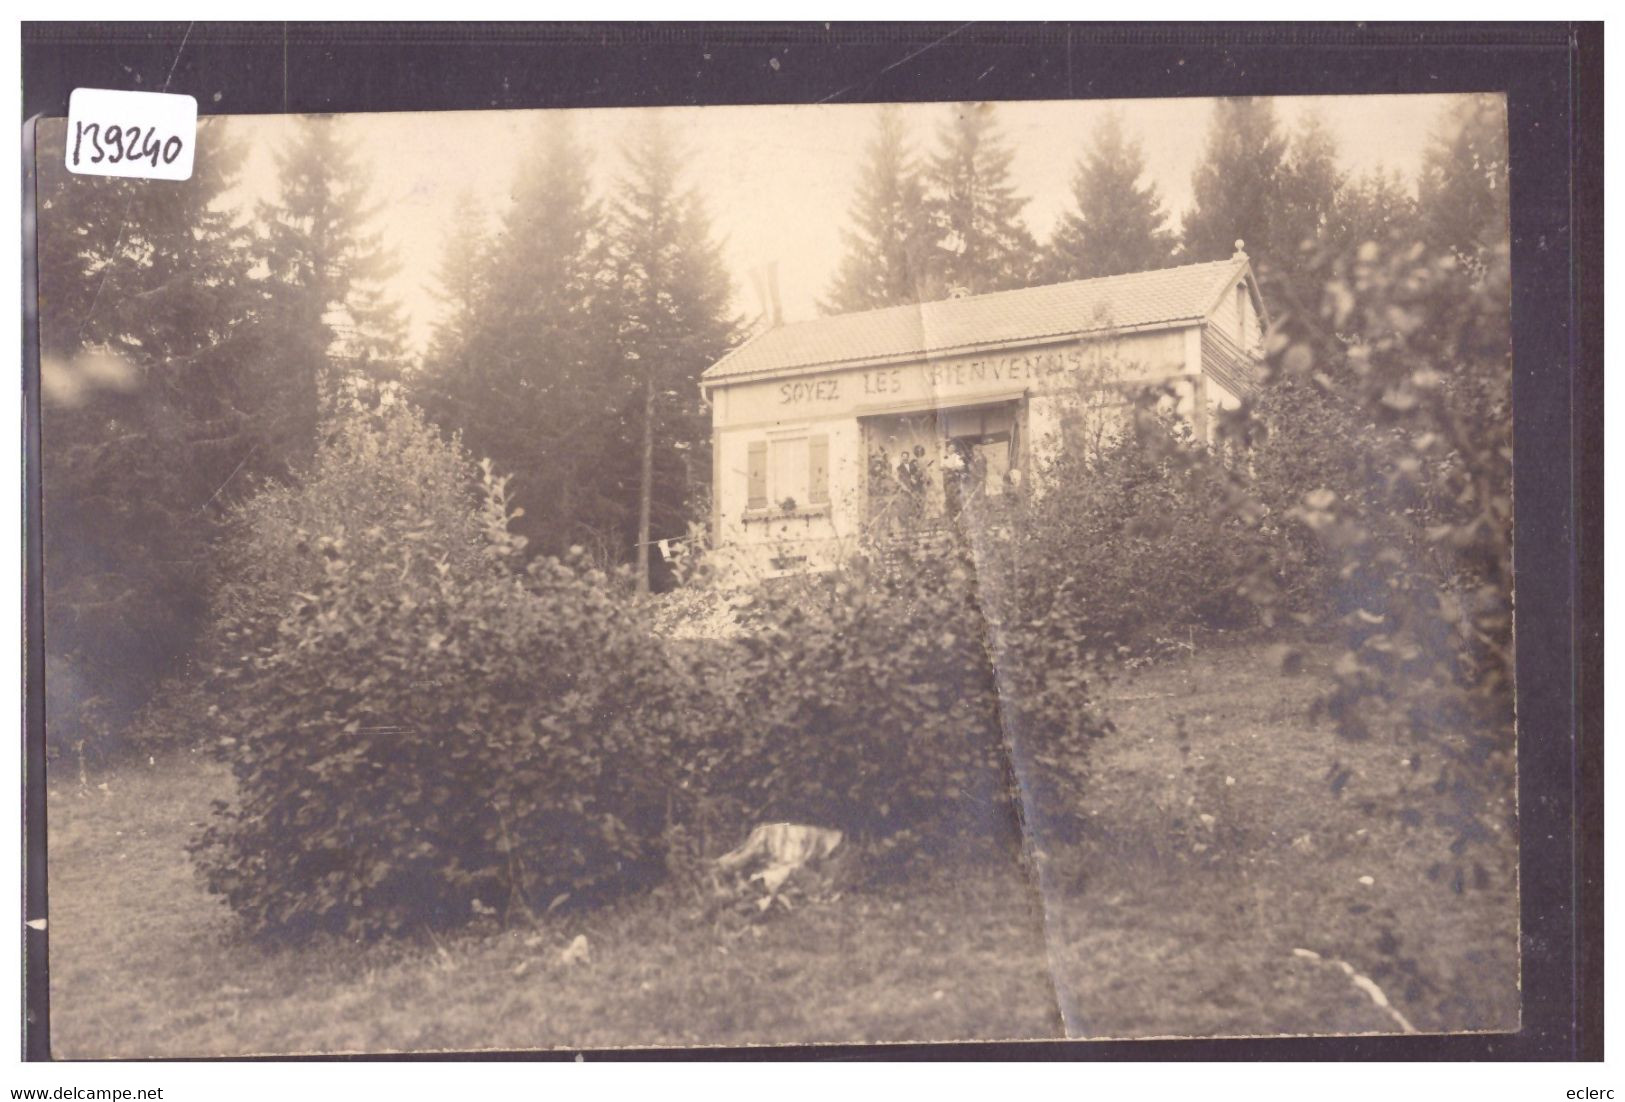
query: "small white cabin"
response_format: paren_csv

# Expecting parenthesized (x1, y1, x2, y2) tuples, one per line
(699, 249, 1266, 577)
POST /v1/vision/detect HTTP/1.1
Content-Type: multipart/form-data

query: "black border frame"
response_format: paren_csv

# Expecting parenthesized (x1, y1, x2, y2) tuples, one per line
(20, 20, 1603, 1062)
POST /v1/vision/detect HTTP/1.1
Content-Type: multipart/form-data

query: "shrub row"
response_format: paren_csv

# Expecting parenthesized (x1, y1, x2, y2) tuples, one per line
(192, 405, 1108, 941)
(201, 366, 1482, 941)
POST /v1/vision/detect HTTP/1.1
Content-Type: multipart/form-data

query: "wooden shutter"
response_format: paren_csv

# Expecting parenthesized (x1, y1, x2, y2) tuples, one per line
(747, 441, 768, 508)
(808, 434, 830, 504)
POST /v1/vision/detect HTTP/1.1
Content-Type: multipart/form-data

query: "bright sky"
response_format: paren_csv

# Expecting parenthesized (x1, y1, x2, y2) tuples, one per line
(230, 94, 1462, 352)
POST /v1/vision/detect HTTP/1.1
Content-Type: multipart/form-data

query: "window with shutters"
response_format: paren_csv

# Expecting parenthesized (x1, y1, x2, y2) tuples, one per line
(807, 434, 829, 504)
(769, 437, 808, 508)
(746, 441, 768, 508)
(745, 434, 830, 515)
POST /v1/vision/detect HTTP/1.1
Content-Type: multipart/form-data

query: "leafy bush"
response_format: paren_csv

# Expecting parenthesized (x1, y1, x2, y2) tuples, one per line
(1259, 241, 1515, 883)
(192, 406, 703, 940)
(1013, 396, 1281, 652)
(701, 534, 1106, 857)
(1248, 358, 1484, 625)
(209, 401, 492, 647)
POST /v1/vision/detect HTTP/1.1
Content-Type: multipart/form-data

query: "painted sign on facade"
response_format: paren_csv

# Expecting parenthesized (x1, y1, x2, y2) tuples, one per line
(701, 256, 1265, 579)
(718, 330, 1189, 430)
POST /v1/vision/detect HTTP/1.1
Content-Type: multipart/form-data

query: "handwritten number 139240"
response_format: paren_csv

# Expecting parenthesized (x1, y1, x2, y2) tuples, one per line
(71, 121, 185, 169)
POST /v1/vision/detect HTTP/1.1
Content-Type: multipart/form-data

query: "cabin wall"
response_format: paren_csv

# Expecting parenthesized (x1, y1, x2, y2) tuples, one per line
(708, 327, 1202, 578)
(712, 417, 865, 577)
(1209, 276, 1263, 349)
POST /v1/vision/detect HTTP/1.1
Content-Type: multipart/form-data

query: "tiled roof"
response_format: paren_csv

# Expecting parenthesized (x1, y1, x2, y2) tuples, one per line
(704, 257, 1250, 384)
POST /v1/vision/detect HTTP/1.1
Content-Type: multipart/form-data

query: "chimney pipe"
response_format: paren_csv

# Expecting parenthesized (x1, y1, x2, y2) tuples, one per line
(749, 261, 785, 328)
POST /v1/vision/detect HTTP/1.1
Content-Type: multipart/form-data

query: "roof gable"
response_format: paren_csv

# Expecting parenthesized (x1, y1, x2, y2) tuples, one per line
(704, 257, 1254, 385)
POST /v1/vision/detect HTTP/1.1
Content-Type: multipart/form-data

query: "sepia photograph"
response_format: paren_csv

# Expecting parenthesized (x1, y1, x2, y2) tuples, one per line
(33, 82, 1522, 1057)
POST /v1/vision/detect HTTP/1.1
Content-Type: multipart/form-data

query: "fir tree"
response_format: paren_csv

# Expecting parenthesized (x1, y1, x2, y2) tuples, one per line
(1338, 167, 1420, 254)
(1274, 112, 1348, 281)
(607, 117, 737, 591)
(256, 115, 407, 454)
(36, 116, 268, 751)
(822, 105, 936, 313)
(416, 116, 620, 559)
(421, 189, 489, 387)
(925, 103, 1038, 295)
(1417, 93, 1511, 274)
(1044, 111, 1176, 281)
(1181, 97, 1290, 278)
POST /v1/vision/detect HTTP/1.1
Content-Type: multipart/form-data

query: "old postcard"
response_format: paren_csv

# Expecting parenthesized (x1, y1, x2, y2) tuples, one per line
(34, 90, 1519, 1056)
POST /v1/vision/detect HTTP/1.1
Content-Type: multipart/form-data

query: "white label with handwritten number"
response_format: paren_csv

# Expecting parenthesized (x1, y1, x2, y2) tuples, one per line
(66, 88, 197, 181)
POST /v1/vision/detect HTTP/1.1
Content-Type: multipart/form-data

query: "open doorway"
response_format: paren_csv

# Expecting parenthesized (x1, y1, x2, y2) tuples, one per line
(863, 399, 1024, 531)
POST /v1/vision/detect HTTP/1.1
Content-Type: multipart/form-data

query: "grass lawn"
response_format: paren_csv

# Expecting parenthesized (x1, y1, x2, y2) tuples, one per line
(46, 639, 1518, 1057)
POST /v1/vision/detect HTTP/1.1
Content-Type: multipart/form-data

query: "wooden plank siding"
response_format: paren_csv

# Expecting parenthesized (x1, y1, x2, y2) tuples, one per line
(1201, 325, 1261, 401)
